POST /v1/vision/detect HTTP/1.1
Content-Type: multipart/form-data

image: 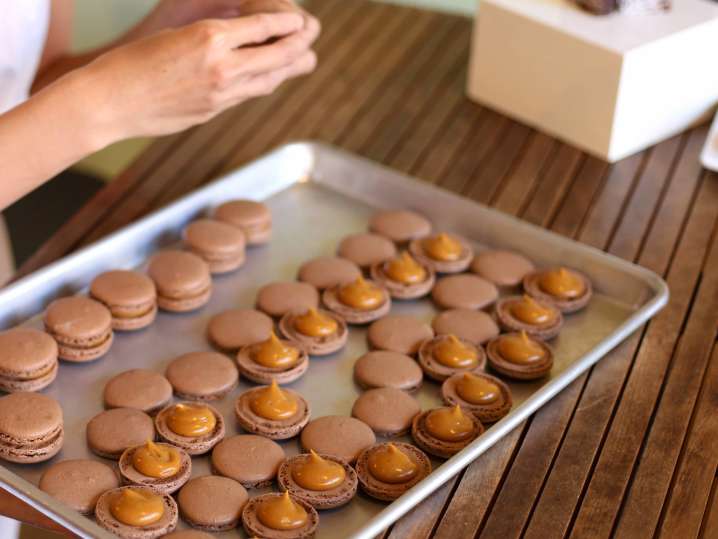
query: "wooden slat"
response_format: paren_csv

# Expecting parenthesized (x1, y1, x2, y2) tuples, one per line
(701, 474, 718, 539)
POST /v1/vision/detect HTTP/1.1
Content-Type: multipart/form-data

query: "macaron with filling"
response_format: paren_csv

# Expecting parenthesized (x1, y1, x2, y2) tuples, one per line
(0, 392, 63, 463)
(236, 332, 309, 385)
(0, 328, 58, 392)
(213, 199, 272, 245)
(183, 218, 246, 274)
(90, 270, 157, 331)
(277, 451, 358, 509)
(118, 441, 191, 495)
(355, 442, 431, 501)
(44, 296, 113, 362)
(95, 486, 178, 539)
(155, 402, 225, 456)
(147, 250, 212, 312)
(241, 491, 318, 539)
(234, 381, 311, 440)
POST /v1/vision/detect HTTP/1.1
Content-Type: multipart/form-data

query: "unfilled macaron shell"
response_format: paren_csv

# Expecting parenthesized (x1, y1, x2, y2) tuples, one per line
(470, 250, 535, 287)
(431, 274, 498, 310)
(207, 308, 273, 351)
(353, 351, 423, 391)
(39, 459, 119, 515)
(165, 351, 238, 401)
(178, 475, 248, 532)
(86, 408, 155, 459)
(211, 434, 285, 488)
(255, 281, 319, 318)
(351, 387, 421, 436)
(337, 233, 397, 268)
(369, 209, 432, 243)
(367, 315, 434, 356)
(297, 256, 362, 289)
(300, 416, 376, 464)
(163, 531, 214, 539)
(0, 328, 58, 392)
(103, 369, 172, 414)
(431, 309, 499, 345)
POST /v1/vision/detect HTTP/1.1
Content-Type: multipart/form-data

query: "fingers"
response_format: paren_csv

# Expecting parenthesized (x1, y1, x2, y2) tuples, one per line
(223, 12, 304, 47)
(232, 28, 315, 76)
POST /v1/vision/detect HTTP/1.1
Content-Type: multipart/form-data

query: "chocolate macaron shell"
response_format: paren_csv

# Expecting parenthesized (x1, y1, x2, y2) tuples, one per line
(322, 282, 392, 325)
(242, 493, 318, 539)
(236, 339, 309, 385)
(408, 234, 473, 274)
(165, 351, 238, 401)
(211, 434, 285, 488)
(256, 281, 320, 318)
(183, 218, 246, 274)
(86, 408, 155, 460)
(118, 443, 191, 494)
(523, 268, 593, 313)
(213, 199, 272, 245)
(411, 409, 484, 459)
(368, 209, 432, 244)
(0, 392, 63, 463)
(95, 486, 178, 539)
(355, 442, 431, 502)
(486, 333, 554, 380)
(470, 250, 535, 289)
(367, 314, 434, 356)
(44, 296, 114, 362)
(369, 259, 436, 300)
(431, 309, 499, 345)
(234, 387, 310, 440)
(89, 270, 158, 331)
(39, 459, 119, 515)
(353, 351, 423, 392)
(207, 308, 273, 352)
(178, 475, 248, 532)
(297, 256, 362, 290)
(154, 402, 225, 456)
(351, 387, 421, 437)
(337, 233, 397, 268)
(147, 250, 212, 313)
(277, 453, 358, 509)
(103, 369, 173, 414)
(441, 373, 513, 423)
(0, 328, 58, 393)
(494, 296, 563, 340)
(163, 531, 214, 539)
(279, 310, 348, 356)
(431, 274, 499, 311)
(300, 416, 376, 464)
(417, 336, 487, 382)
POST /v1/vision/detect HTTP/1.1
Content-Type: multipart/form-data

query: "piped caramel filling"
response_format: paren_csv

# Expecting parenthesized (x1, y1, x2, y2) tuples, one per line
(497, 331, 546, 365)
(367, 443, 418, 484)
(132, 440, 181, 479)
(538, 268, 585, 299)
(291, 449, 346, 491)
(384, 252, 427, 284)
(110, 488, 164, 527)
(293, 308, 338, 338)
(256, 491, 308, 531)
(252, 332, 300, 369)
(166, 403, 216, 437)
(337, 277, 384, 310)
(433, 335, 479, 368)
(456, 373, 500, 405)
(250, 379, 298, 420)
(422, 233, 462, 261)
(510, 295, 556, 325)
(424, 405, 474, 442)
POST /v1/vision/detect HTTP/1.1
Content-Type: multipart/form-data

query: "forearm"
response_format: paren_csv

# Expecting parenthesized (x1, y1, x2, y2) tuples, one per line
(0, 71, 113, 210)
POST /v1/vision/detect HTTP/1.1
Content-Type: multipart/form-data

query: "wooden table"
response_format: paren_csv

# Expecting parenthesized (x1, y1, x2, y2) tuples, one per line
(17, 1, 718, 537)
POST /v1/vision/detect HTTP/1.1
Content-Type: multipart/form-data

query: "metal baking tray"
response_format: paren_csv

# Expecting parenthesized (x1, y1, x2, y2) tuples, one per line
(0, 142, 668, 539)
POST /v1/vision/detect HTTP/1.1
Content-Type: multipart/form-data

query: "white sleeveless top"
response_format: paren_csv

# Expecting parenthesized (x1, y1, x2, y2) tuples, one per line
(0, 1, 51, 113)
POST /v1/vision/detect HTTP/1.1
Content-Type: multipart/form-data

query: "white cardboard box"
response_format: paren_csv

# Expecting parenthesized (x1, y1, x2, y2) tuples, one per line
(467, 0, 718, 162)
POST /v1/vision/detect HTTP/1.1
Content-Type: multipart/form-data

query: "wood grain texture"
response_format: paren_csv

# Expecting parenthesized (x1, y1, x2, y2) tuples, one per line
(14, 3, 718, 538)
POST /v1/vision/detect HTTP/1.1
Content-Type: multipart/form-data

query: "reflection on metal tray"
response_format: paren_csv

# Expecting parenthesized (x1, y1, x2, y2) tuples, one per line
(0, 142, 668, 539)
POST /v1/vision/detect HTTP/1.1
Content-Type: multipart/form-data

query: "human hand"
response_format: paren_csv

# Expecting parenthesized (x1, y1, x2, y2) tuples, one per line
(76, 12, 317, 143)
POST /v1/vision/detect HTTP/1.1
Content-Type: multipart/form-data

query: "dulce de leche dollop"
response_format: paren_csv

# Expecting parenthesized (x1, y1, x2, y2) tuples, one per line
(110, 488, 164, 527)
(384, 252, 427, 284)
(293, 308, 338, 338)
(367, 443, 418, 484)
(422, 233, 462, 261)
(167, 403, 216, 437)
(456, 373, 500, 405)
(433, 335, 479, 368)
(132, 440, 181, 478)
(250, 379, 298, 420)
(291, 449, 346, 491)
(256, 491, 308, 531)
(424, 405, 475, 443)
(251, 332, 300, 369)
(510, 295, 556, 325)
(539, 268, 585, 299)
(337, 277, 385, 310)
(497, 331, 546, 365)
